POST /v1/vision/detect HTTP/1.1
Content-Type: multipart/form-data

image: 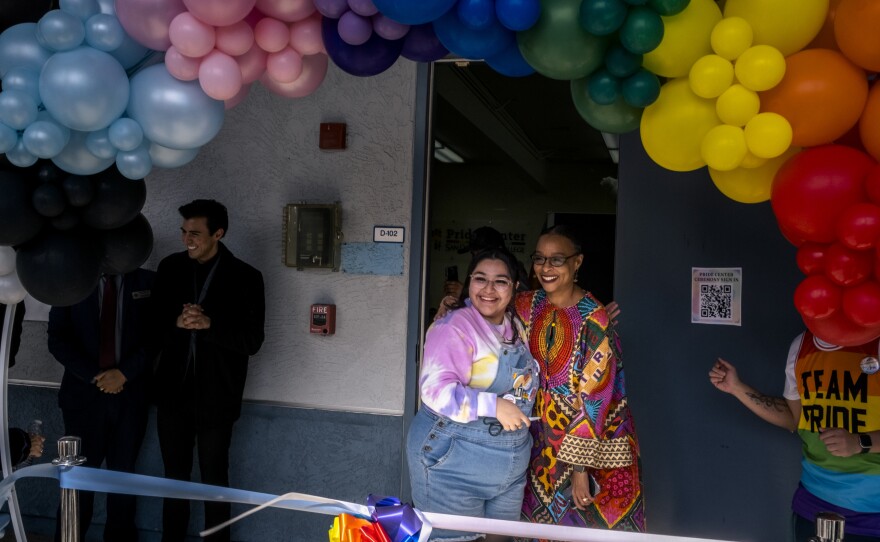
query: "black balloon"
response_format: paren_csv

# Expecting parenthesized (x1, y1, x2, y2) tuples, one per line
(32, 182, 66, 217)
(62, 175, 95, 207)
(35, 161, 63, 184)
(51, 208, 80, 231)
(100, 214, 154, 275)
(16, 229, 101, 307)
(0, 170, 44, 246)
(81, 167, 147, 230)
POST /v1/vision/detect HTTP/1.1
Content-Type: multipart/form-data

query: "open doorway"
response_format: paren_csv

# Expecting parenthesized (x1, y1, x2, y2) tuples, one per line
(424, 61, 620, 322)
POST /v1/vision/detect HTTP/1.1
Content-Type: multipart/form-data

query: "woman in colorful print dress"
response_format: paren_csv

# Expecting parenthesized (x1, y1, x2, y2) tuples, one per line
(518, 225, 644, 535)
(407, 247, 540, 542)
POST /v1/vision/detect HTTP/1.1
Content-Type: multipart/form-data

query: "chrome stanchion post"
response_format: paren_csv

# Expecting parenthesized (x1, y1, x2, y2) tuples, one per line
(53, 436, 86, 542)
(808, 512, 845, 542)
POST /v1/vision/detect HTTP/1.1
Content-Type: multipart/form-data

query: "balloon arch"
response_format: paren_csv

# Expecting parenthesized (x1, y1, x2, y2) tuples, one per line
(3, 0, 880, 345)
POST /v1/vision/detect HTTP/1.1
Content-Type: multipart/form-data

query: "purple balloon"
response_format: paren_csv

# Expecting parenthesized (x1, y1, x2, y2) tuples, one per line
(322, 16, 403, 77)
(401, 23, 447, 62)
(348, 0, 379, 16)
(372, 14, 410, 41)
(338, 11, 373, 46)
(314, 0, 349, 18)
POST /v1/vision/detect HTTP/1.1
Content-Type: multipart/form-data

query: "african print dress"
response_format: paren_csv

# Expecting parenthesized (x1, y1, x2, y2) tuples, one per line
(517, 289, 645, 534)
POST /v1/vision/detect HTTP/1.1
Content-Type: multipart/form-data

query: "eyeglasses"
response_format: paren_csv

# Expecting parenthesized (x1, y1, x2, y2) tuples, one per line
(470, 275, 513, 292)
(530, 253, 579, 267)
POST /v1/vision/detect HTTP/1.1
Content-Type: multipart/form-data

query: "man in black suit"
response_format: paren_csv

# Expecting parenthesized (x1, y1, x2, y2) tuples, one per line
(152, 199, 265, 542)
(48, 268, 155, 541)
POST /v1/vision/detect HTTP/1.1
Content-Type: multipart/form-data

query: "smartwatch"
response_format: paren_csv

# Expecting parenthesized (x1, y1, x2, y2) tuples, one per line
(572, 464, 587, 472)
(858, 433, 872, 454)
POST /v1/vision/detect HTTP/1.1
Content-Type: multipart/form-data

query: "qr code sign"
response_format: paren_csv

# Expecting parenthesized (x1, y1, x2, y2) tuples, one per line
(700, 284, 733, 320)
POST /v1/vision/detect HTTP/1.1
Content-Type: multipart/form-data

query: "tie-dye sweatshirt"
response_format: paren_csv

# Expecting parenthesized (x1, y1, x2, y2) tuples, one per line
(419, 301, 511, 423)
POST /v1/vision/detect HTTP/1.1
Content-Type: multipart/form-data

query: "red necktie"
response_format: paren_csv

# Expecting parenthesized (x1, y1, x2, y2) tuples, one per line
(99, 276, 117, 369)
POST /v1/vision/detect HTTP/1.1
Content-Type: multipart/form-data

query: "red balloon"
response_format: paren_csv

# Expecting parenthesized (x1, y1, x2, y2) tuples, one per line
(778, 222, 808, 247)
(796, 243, 828, 275)
(771, 145, 874, 244)
(865, 165, 880, 206)
(825, 242, 873, 286)
(803, 311, 880, 346)
(842, 280, 880, 327)
(836, 202, 880, 250)
(795, 275, 842, 318)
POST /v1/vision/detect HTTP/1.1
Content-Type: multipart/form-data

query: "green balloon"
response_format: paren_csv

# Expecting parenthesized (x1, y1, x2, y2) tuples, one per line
(619, 7, 664, 54)
(588, 69, 620, 105)
(621, 67, 660, 107)
(648, 0, 690, 16)
(518, 0, 609, 80)
(604, 44, 643, 77)
(579, 0, 627, 36)
(571, 76, 643, 134)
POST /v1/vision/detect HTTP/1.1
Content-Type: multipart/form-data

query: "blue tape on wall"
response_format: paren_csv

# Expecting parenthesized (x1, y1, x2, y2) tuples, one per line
(341, 243, 404, 275)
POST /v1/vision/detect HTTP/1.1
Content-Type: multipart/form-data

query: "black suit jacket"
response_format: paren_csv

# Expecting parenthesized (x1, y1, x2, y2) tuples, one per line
(48, 268, 155, 411)
(152, 243, 265, 423)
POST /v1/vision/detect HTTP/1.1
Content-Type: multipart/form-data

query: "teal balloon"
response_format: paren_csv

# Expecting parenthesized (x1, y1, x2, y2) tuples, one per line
(579, 0, 627, 36)
(2, 67, 42, 104)
(604, 44, 642, 77)
(572, 76, 642, 134)
(621, 67, 660, 107)
(38, 10, 86, 51)
(86, 128, 117, 159)
(0, 89, 39, 130)
(648, 0, 690, 16)
(0, 23, 53, 77)
(52, 129, 115, 175)
(115, 142, 152, 180)
(23, 119, 71, 158)
(623, 0, 649, 4)
(0, 124, 16, 153)
(587, 69, 620, 105)
(619, 7, 663, 54)
(6, 139, 39, 168)
(517, 0, 609, 80)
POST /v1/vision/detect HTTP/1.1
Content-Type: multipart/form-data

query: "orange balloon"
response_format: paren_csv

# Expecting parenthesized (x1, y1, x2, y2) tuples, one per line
(834, 0, 880, 71)
(760, 48, 868, 148)
(807, 0, 841, 51)
(860, 81, 880, 162)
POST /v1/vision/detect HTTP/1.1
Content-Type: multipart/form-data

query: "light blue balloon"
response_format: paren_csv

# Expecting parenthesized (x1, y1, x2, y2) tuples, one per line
(115, 142, 152, 180)
(52, 129, 115, 175)
(61, 0, 102, 21)
(0, 23, 53, 78)
(85, 13, 124, 52)
(0, 123, 17, 153)
(127, 63, 224, 150)
(0, 89, 39, 130)
(23, 119, 71, 158)
(40, 46, 129, 131)
(149, 141, 199, 168)
(85, 128, 116, 158)
(108, 117, 144, 151)
(2, 67, 42, 104)
(38, 10, 86, 52)
(6, 138, 38, 168)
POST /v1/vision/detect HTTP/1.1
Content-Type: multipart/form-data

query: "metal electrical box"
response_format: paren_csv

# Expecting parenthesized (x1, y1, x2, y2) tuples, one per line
(283, 202, 342, 271)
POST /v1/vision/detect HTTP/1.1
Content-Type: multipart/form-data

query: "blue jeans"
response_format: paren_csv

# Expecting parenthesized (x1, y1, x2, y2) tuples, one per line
(406, 408, 531, 541)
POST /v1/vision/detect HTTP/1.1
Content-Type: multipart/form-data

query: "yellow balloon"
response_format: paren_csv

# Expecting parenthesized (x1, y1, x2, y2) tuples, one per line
(709, 147, 800, 203)
(701, 124, 747, 171)
(711, 16, 753, 61)
(723, 0, 829, 56)
(640, 78, 721, 172)
(643, 0, 722, 78)
(689, 54, 734, 98)
(734, 45, 786, 91)
(739, 150, 767, 169)
(744, 112, 793, 158)
(715, 84, 760, 126)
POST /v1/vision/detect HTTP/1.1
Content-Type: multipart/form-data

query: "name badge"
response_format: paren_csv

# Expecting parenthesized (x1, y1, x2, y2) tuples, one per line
(860, 356, 880, 375)
(132, 290, 151, 299)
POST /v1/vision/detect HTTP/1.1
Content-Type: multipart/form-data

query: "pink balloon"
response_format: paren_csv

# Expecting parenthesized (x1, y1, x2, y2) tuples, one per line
(254, 17, 290, 52)
(225, 83, 251, 109)
(266, 46, 303, 83)
(115, 0, 186, 51)
(260, 52, 328, 98)
(216, 20, 255, 56)
(255, 0, 316, 22)
(199, 50, 243, 100)
(183, 0, 257, 26)
(169, 12, 216, 58)
(236, 45, 268, 83)
(165, 45, 202, 81)
(289, 12, 324, 55)
(372, 14, 409, 41)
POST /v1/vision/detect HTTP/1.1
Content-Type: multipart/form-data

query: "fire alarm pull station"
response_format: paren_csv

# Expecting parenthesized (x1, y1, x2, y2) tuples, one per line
(310, 304, 336, 335)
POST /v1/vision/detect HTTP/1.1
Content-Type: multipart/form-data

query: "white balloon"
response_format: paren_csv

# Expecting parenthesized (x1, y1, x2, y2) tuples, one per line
(0, 246, 15, 276)
(0, 271, 27, 305)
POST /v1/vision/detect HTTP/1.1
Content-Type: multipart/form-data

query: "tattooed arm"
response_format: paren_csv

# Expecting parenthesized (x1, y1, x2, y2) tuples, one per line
(709, 358, 800, 432)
